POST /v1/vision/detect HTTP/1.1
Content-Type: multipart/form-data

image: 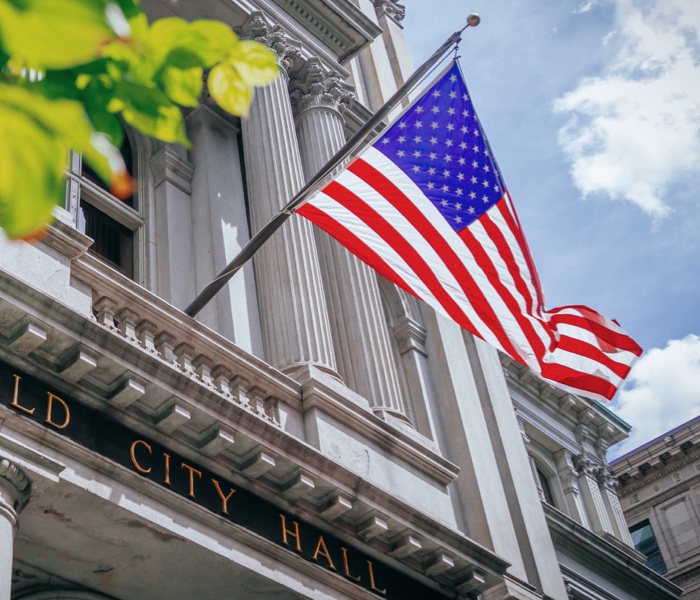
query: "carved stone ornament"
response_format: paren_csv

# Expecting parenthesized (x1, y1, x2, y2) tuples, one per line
(572, 454, 598, 479)
(237, 11, 302, 73)
(0, 457, 31, 513)
(373, 0, 406, 23)
(289, 58, 355, 117)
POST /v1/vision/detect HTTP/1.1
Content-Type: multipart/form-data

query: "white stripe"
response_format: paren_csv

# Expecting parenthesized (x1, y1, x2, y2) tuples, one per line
(544, 347, 625, 387)
(555, 324, 639, 368)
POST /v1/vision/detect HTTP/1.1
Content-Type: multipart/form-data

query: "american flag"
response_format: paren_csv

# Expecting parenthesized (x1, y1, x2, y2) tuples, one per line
(298, 62, 641, 402)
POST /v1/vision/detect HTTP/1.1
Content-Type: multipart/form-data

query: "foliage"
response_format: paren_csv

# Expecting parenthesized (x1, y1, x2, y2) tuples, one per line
(0, 0, 278, 240)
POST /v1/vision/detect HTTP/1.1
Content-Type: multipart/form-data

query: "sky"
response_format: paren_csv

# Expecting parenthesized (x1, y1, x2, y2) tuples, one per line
(401, 0, 700, 458)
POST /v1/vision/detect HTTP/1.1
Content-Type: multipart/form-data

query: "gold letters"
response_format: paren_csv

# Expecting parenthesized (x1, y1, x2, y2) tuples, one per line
(181, 463, 202, 498)
(367, 560, 387, 596)
(163, 453, 172, 486)
(130, 440, 153, 474)
(342, 547, 361, 582)
(212, 479, 236, 515)
(280, 514, 302, 553)
(10, 374, 34, 415)
(45, 392, 70, 430)
(312, 536, 336, 570)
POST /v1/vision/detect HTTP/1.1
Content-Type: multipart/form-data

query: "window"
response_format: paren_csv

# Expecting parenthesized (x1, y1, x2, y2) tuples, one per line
(536, 466, 556, 507)
(66, 131, 144, 281)
(630, 520, 667, 574)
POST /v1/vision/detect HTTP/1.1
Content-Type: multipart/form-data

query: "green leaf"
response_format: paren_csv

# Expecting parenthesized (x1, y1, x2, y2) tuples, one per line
(228, 41, 278, 86)
(0, 103, 65, 239)
(162, 65, 203, 107)
(0, 0, 116, 69)
(208, 63, 252, 117)
(187, 20, 238, 65)
(117, 81, 189, 145)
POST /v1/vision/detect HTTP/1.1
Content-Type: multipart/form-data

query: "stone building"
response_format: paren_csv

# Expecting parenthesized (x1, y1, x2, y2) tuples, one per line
(0, 1, 683, 599)
(611, 416, 700, 599)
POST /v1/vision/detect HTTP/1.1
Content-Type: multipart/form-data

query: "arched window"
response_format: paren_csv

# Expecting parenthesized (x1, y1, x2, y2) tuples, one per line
(536, 466, 556, 507)
(66, 129, 146, 282)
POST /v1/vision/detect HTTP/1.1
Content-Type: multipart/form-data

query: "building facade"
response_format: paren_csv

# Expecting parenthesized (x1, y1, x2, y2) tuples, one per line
(0, 1, 683, 599)
(612, 416, 700, 599)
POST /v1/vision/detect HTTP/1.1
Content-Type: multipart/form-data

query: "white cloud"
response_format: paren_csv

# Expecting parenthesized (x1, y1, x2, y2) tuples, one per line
(608, 334, 700, 459)
(555, 0, 700, 218)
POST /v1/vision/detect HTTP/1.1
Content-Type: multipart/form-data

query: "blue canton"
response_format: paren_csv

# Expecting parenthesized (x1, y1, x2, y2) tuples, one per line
(376, 63, 503, 232)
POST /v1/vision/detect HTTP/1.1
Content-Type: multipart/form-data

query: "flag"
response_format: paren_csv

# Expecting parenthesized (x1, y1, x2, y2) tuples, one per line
(297, 62, 642, 402)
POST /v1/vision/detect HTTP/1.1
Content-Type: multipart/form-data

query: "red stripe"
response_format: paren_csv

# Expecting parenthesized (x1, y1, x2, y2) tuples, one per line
(458, 217, 546, 362)
(554, 336, 633, 379)
(500, 192, 545, 309)
(347, 159, 526, 364)
(319, 180, 479, 333)
(549, 311, 643, 356)
(297, 203, 419, 299)
(538, 363, 620, 401)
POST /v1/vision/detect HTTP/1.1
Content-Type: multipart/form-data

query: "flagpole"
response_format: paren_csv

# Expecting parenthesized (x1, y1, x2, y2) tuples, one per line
(184, 15, 480, 318)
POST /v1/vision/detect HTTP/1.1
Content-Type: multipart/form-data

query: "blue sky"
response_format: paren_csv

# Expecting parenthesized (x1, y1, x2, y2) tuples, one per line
(402, 0, 700, 457)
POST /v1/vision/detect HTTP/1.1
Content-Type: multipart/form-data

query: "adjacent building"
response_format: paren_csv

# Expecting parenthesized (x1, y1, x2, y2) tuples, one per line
(0, 1, 683, 599)
(612, 416, 700, 599)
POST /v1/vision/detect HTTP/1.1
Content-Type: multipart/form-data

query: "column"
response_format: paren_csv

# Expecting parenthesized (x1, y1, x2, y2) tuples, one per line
(574, 455, 615, 536)
(0, 458, 31, 600)
(555, 449, 591, 528)
(186, 104, 264, 357)
(238, 14, 338, 377)
(597, 467, 635, 545)
(290, 58, 408, 421)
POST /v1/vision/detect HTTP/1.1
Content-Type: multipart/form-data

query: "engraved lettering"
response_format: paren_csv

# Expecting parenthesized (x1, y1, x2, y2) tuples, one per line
(342, 547, 361, 582)
(212, 479, 236, 515)
(163, 453, 171, 486)
(130, 440, 152, 474)
(10, 374, 34, 415)
(312, 535, 336, 570)
(367, 560, 387, 596)
(181, 462, 202, 498)
(280, 514, 302, 553)
(45, 392, 70, 430)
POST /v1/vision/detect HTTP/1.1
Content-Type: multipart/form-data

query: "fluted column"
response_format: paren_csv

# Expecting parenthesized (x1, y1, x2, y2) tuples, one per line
(574, 455, 615, 536)
(555, 449, 591, 528)
(0, 458, 31, 600)
(239, 14, 338, 377)
(291, 58, 408, 421)
(597, 467, 635, 546)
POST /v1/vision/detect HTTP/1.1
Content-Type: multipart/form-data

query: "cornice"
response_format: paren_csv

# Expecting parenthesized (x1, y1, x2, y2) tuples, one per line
(615, 451, 700, 495)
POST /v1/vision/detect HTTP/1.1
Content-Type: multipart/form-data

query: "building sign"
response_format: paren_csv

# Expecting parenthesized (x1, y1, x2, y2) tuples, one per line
(0, 362, 450, 600)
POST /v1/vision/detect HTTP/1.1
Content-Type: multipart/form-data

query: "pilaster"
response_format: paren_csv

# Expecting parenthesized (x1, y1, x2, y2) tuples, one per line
(291, 58, 408, 421)
(555, 449, 591, 529)
(0, 458, 30, 600)
(597, 467, 634, 546)
(185, 104, 264, 357)
(239, 13, 339, 377)
(574, 454, 615, 536)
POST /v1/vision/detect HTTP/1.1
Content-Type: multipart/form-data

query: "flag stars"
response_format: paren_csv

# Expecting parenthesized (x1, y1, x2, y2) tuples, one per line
(431, 106, 440, 114)
(446, 140, 453, 147)
(381, 138, 390, 145)
(398, 122, 407, 129)
(473, 145, 480, 152)
(460, 142, 468, 150)
(398, 136, 406, 143)
(469, 191, 477, 199)
(429, 152, 437, 160)
(458, 158, 466, 166)
(468, 207, 476, 214)
(472, 160, 479, 168)
(415, 121, 423, 128)
(414, 136, 422, 143)
(450, 74, 457, 82)
(444, 154, 452, 162)
(456, 189, 463, 197)
(397, 150, 406, 157)
(413, 150, 421, 158)
(442, 184, 449, 192)
(448, 107, 456, 115)
(428, 167, 436, 175)
(416, 106, 424, 113)
(447, 123, 455, 131)
(441, 199, 449, 206)
(430, 136, 438, 145)
(482, 195, 489, 202)
(482, 179, 490, 187)
(455, 216, 463, 224)
(432, 90, 441, 98)
(461, 126, 468, 134)
(471, 176, 478, 184)
(455, 202, 462, 209)
(483, 164, 490, 173)
(443, 169, 450, 177)
(427, 182, 435, 189)
(412, 165, 421, 173)
(457, 172, 465, 180)
(449, 91, 457, 99)
(430, 121, 439, 129)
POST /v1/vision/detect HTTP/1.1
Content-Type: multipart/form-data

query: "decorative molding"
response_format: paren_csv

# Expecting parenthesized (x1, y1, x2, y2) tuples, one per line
(289, 57, 354, 118)
(237, 12, 303, 73)
(373, 0, 406, 24)
(148, 146, 194, 194)
(0, 456, 31, 512)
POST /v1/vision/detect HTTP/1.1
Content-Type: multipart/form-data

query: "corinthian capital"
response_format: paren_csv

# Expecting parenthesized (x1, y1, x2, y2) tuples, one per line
(289, 58, 355, 117)
(238, 12, 302, 73)
(373, 0, 406, 23)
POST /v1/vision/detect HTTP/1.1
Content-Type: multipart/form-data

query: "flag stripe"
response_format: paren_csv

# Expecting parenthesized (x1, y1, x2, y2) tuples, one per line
(297, 203, 419, 298)
(321, 179, 480, 333)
